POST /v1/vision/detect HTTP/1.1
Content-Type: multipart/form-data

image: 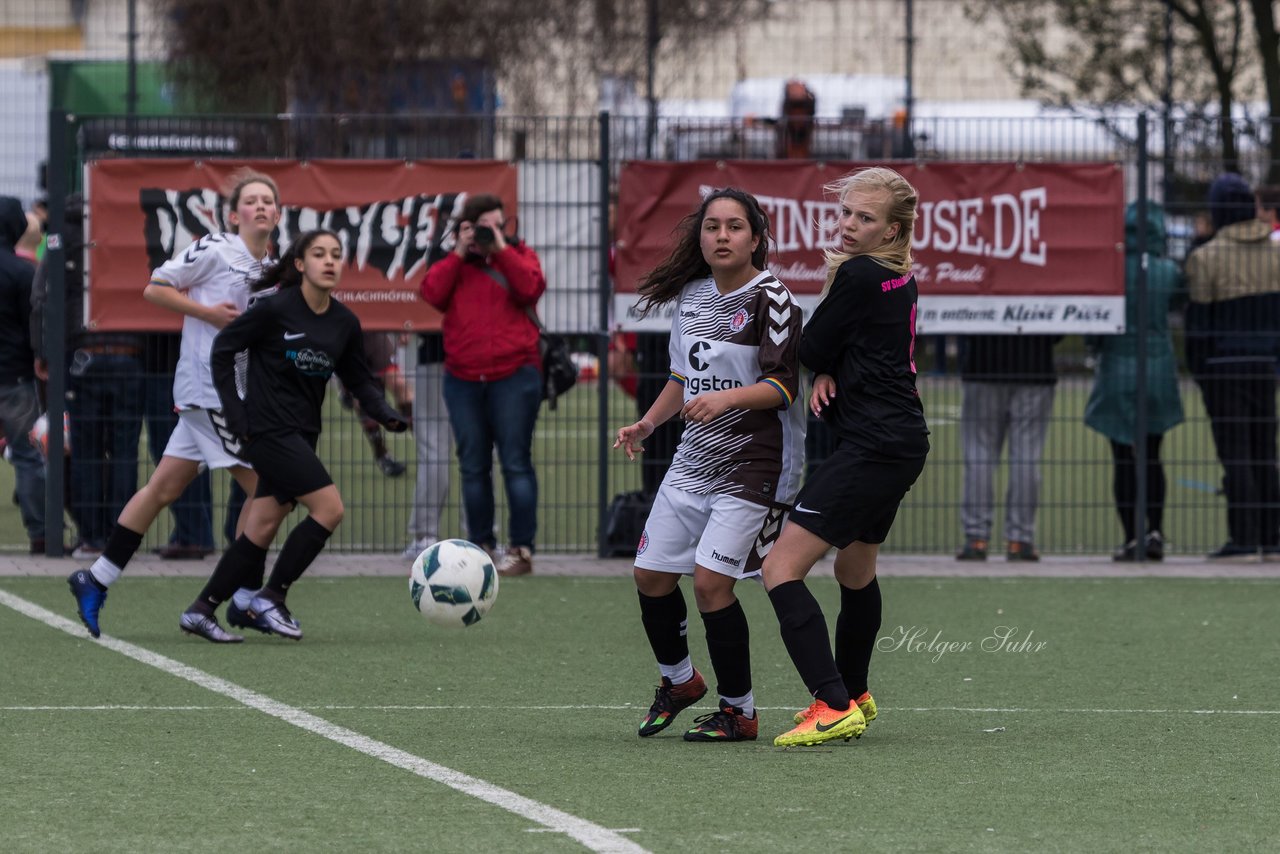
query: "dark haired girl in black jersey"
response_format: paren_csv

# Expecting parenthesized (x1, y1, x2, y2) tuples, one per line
(764, 167, 930, 747)
(180, 229, 407, 640)
(614, 188, 806, 742)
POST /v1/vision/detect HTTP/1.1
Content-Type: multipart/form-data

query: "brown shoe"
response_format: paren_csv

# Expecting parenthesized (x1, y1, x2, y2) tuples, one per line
(496, 546, 533, 576)
(1005, 540, 1040, 562)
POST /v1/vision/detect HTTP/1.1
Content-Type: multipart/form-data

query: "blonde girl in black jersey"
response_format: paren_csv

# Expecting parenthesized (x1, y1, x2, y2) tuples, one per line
(764, 167, 930, 748)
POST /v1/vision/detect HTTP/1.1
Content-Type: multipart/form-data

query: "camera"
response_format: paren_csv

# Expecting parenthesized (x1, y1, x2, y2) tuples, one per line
(473, 225, 496, 245)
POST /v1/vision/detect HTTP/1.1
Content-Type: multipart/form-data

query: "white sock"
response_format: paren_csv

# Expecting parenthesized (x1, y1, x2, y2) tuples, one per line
(721, 691, 755, 718)
(89, 558, 122, 588)
(232, 587, 256, 609)
(658, 656, 694, 686)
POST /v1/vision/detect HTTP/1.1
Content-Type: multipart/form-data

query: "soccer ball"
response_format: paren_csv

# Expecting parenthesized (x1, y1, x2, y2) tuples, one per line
(408, 538, 499, 628)
(28, 412, 70, 458)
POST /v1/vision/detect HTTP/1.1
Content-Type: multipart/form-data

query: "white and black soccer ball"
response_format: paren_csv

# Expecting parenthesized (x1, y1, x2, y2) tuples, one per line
(408, 539, 499, 628)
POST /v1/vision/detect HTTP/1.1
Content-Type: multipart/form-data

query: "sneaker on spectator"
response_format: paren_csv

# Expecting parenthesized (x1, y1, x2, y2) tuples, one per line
(955, 538, 988, 561)
(1207, 541, 1260, 562)
(496, 546, 533, 577)
(1006, 540, 1040, 562)
(71, 541, 103, 561)
(401, 536, 439, 561)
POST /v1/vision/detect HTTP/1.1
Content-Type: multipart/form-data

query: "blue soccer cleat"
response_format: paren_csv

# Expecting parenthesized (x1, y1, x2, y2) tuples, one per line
(68, 570, 107, 638)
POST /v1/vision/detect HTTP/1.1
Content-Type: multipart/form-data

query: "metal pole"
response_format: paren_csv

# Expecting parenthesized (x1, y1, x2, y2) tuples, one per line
(597, 111, 612, 558)
(1162, 1, 1174, 203)
(1135, 114, 1150, 560)
(126, 0, 138, 147)
(43, 109, 70, 557)
(645, 0, 658, 159)
(904, 0, 915, 157)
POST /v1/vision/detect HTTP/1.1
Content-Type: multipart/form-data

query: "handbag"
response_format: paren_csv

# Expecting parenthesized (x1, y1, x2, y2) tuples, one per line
(481, 265, 577, 409)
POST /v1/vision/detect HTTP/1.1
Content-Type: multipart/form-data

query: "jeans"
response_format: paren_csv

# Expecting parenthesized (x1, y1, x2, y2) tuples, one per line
(443, 364, 541, 549)
(144, 371, 215, 550)
(67, 352, 144, 548)
(1198, 365, 1280, 548)
(410, 361, 452, 542)
(0, 380, 46, 541)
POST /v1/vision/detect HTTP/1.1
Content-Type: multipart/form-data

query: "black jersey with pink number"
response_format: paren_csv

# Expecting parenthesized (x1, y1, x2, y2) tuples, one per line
(799, 255, 929, 459)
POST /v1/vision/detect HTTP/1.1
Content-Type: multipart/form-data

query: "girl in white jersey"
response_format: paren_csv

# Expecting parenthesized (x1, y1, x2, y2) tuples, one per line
(613, 188, 806, 742)
(68, 170, 279, 643)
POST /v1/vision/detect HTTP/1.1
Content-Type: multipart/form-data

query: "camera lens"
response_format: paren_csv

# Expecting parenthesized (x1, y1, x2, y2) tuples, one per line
(474, 225, 495, 244)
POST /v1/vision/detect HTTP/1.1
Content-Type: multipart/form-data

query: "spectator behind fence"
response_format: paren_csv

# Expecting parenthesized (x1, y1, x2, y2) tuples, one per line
(421, 193, 546, 577)
(31, 193, 145, 560)
(955, 334, 1061, 562)
(1084, 201, 1184, 562)
(1185, 173, 1280, 561)
(403, 331, 454, 559)
(0, 195, 47, 553)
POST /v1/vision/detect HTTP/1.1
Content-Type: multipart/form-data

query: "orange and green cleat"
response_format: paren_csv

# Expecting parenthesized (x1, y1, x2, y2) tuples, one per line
(683, 704, 758, 742)
(794, 690, 877, 726)
(637, 670, 707, 737)
(774, 699, 867, 747)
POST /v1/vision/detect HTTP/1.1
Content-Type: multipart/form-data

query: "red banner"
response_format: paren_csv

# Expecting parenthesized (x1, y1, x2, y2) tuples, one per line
(86, 159, 518, 331)
(616, 161, 1125, 333)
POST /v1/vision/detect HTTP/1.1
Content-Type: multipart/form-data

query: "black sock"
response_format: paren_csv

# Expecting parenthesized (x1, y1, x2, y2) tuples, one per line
(701, 599, 751, 703)
(265, 516, 332, 595)
(192, 535, 266, 612)
(834, 577, 881, 699)
(240, 539, 268, 591)
(768, 580, 848, 710)
(103, 525, 144, 571)
(637, 587, 690, 666)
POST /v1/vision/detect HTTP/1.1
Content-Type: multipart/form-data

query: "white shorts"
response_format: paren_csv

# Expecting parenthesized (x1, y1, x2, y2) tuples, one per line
(162, 409, 251, 471)
(634, 485, 784, 578)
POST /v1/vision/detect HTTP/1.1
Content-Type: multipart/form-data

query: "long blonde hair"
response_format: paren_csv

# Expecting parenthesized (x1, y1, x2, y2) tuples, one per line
(823, 167, 917, 289)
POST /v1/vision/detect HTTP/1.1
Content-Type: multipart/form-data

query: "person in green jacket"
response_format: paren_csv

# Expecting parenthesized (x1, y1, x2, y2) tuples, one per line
(1084, 201, 1184, 561)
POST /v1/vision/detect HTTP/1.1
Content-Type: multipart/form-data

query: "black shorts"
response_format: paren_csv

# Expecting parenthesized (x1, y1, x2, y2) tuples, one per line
(789, 444, 927, 549)
(242, 432, 333, 505)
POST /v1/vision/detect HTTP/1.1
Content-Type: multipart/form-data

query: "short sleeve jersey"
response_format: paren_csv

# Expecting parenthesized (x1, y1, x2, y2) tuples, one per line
(148, 233, 273, 409)
(665, 270, 807, 506)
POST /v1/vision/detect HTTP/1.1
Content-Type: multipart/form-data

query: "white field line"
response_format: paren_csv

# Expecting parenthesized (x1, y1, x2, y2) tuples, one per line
(4, 703, 1278, 716)
(0, 590, 647, 854)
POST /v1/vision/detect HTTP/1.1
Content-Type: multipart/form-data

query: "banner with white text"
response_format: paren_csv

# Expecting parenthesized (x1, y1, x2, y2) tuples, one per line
(86, 159, 518, 331)
(615, 160, 1125, 334)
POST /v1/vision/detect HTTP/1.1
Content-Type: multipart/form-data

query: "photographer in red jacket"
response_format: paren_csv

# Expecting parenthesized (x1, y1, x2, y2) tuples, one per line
(420, 194, 547, 576)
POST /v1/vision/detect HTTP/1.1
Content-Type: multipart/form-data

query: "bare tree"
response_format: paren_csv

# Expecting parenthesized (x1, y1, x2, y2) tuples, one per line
(154, 0, 772, 115)
(964, 0, 1280, 179)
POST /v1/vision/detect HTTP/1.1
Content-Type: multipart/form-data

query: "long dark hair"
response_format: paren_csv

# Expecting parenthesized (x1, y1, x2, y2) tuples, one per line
(634, 187, 771, 316)
(252, 229, 339, 292)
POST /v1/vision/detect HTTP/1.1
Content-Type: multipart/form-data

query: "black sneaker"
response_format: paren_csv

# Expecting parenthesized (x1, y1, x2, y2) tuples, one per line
(683, 704, 758, 742)
(637, 670, 707, 737)
(1006, 541, 1040, 562)
(1207, 542, 1260, 562)
(1144, 531, 1165, 561)
(956, 538, 988, 561)
(179, 611, 244, 643)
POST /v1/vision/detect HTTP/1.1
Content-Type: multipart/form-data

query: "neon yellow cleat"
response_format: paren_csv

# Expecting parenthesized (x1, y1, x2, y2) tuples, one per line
(774, 699, 867, 747)
(793, 690, 877, 725)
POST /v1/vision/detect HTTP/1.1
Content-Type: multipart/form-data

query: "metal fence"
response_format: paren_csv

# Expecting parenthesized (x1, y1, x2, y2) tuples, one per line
(9, 109, 1278, 558)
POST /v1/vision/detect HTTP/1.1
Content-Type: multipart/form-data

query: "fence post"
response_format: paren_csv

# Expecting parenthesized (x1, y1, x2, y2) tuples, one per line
(597, 110, 612, 558)
(1135, 113, 1150, 559)
(43, 109, 70, 557)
